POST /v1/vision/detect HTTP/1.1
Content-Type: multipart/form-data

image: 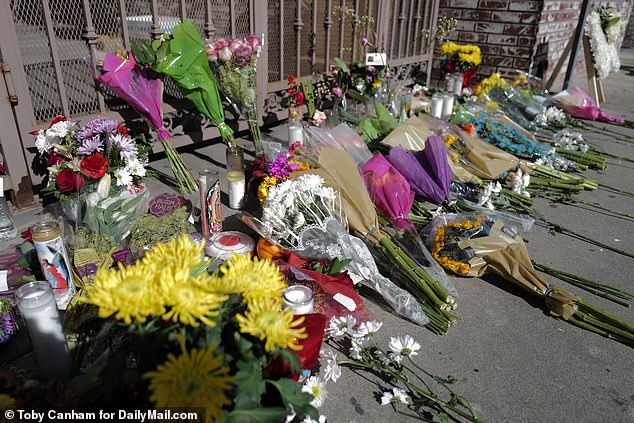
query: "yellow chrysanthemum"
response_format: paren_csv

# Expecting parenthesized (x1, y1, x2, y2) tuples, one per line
(258, 176, 280, 205)
(236, 297, 307, 352)
(444, 134, 458, 149)
(143, 235, 205, 279)
(0, 393, 15, 409)
(162, 274, 228, 327)
(144, 336, 233, 422)
(288, 160, 312, 172)
(473, 72, 506, 96)
(216, 254, 287, 303)
(439, 41, 458, 55)
(81, 263, 165, 324)
(372, 79, 383, 89)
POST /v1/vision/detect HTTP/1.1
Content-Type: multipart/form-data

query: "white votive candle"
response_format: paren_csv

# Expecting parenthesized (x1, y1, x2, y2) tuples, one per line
(430, 94, 444, 118)
(16, 281, 72, 381)
(283, 285, 314, 315)
(288, 124, 304, 145)
(227, 170, 246, 209)
(442, 94, 455, 120)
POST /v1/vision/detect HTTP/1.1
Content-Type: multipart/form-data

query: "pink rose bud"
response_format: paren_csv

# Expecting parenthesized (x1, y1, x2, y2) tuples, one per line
(332, 87, 343, 98)
(230, 39, 247, 53)
(247, 35, 262, 50)
(205, 44, 218, 61)
(213, 38, 229, 51)
(218, 47, 232, 62)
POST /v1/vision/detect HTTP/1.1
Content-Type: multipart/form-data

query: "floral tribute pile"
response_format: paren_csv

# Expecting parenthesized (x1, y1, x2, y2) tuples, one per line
(3, 12, 634, 423)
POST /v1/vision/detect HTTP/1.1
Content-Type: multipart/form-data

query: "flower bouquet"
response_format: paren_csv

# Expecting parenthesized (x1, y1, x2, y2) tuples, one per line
(34, 116, 150, 251)
(586, 6, 622, 79)
(207, 34, 265, 156)
(438, 41, 481, 90)
(12, 235, 321, 420)
(97, 50, 197, 195)
(243, 173, 430, 328)
(424, 213, 634, 346)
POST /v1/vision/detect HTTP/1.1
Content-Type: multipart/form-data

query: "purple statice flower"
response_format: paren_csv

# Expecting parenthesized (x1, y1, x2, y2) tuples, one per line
(332, 87, 343, 98)
(77, 134, 103, 155)
(108, 133, 138, 162)
(233, 44, 253, 66)
(267, 154, 300, 178)
(366, 65, 376, 76)
(77, 117, 118, 142)
(361, 37, 369, 47)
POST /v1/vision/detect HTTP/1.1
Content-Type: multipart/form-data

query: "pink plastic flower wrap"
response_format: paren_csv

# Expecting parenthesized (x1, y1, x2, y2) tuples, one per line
(97, 52, 171, 140)
(359, 153, 416, 231)
(552, 86, 624, 124)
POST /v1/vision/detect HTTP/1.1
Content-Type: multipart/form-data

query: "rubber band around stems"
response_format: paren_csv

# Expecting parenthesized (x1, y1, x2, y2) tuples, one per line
(543, 283, 555, 299)
(364, 225, 378, 241)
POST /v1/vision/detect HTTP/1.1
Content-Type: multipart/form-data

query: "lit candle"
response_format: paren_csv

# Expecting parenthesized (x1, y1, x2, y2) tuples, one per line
(430, 94, 444, 119)
(16, 281, 72, 381)
(283, 285, 314, 315)
(227, 170, 246, 210)
(442, 94, 455, 120)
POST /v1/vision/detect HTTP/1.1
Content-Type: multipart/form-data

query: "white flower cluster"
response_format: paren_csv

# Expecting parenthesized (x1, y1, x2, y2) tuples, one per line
(261, 174, 338, 248)
(477, 181, 502, 209)
(34, 120, 78, 154)
(585, 10, 621, 79)
(509, 168, 531, 198)
(534, 107, 567, 128)
(553, 128, 589, 153)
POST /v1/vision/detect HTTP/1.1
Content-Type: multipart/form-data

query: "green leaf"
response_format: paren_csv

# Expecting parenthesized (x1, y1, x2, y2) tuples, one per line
(224, 407, 289, 423)
(266, 379, 318, 421)
(333, 57, 350, 74)
(233, 360, 266, 409)
(273, 348, 302, 374)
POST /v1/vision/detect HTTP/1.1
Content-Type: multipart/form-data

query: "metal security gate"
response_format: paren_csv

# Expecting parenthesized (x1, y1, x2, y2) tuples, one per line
(0, 0, 439, 206)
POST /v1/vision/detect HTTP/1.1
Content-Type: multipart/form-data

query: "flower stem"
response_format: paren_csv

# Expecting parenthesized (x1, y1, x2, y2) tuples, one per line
(544, 219, 634, 259)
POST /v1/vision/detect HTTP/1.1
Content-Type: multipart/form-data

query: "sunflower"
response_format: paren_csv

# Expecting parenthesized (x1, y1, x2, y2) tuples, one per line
(80, 263, 165, 324)
(217, 254, 287, 303)
(162, 274, 228, 327)
(144, 336, 233, 422)
(236, 297, 307, 352)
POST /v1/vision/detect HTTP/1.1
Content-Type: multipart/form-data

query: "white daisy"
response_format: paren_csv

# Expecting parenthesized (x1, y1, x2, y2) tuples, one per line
(321, 348, 341, 383)
(114, 168, 133, 188)
(125, 158, 147, 178)
(326, 315, 356, 339)
(302, 376, 328, 408)
(352, 320, 383, 339)
(380, 387, 411, 405)
(387, 335, 421, 364)
(301, 415, 327, 423)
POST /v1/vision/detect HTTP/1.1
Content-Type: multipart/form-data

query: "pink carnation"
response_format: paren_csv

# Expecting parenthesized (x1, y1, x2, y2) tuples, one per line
(213, 38, 230, 51)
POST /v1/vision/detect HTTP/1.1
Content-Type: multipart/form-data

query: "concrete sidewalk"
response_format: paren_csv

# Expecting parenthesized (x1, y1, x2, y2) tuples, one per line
(4, 49, 634, 423)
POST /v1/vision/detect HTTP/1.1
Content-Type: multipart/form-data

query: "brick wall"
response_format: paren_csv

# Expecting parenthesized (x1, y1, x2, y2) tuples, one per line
(434, 0, 633, 88)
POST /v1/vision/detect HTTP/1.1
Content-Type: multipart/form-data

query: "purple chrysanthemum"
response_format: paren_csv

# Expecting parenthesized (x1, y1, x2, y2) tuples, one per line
(77, 135, 103, 155)
(267, 154, 300, 178)
(109, 133, 138, 161)
(77, 117, 118, 141)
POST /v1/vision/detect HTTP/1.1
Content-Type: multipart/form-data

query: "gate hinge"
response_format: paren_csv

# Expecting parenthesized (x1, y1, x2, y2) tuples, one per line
(0, 63, 19, 106)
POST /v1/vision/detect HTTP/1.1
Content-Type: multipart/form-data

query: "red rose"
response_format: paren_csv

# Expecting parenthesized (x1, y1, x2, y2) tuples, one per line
(46, 153, 66, 167)
(56, 168, 86, 193)
(80, 153, 108, 179)
(116, 124, 128, 136)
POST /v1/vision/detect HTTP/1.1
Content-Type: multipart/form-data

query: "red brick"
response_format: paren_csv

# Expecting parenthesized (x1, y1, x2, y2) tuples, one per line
(485, 56, 514, 67)
(456, 21, 476, 31)
(478, 0, 509, 10)
(499, 46, 533, 57)
(518, 36, 534, 46)
(491, 11, 539, 24)
(479, 45, 500, 56)
(487, 34, 518, 45)
(462, 10, 492, 20)
(450, 0, 479, 8)
(503, 23, 538, 35)
(458, 32, 488, 43)
(475, 22, 506, 33)
(508, 1, 541, 11)
(439, 8, 462, 18)
(439, 0, 450, 7)
(513, 58, 531, 69)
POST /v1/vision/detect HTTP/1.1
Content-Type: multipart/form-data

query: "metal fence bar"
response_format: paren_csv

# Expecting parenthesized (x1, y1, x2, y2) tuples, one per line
(252, 0, 267, 124)
(230, 0, 236, 37)
(180, 0, 187, 20)
(205, 0, 217, 38)
(311, 0, 317, 74)
(338, 0, 345, 58)
(406, 0, 415, 57)
(279, 0, 284, 79)
(389, 2, 398, 58)
(351, 0, 359, 61)
(41, 0, 70, 116)
(397, 1, 406, 58)
(119, 0, 131, 50)
(413, 0, 422, 55)
(150, 0, 162, 39)
(81, 0, 105, 113)
(324, 0, 332, 69)
(294, 0, 303, 76)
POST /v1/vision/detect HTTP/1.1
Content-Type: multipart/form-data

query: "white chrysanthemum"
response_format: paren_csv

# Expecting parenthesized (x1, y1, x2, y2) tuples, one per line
(125, 158, 146, 178)
(298, 173, 325, 191)
(109, 133, 138, 161)
(46, 120, 75, 139)
(380, 387, 411, 405)
(320, 348, 341, 383)
(585, 11, 620, 79)
(387, 335, 421, 364)
(302, 376, 328, 408)
(327, 315, 356, 339)
(509, 169, 530, 198)
(477, 181, 501, 210)
(114, 168, 133, 187)
(35, 130, 52, 154)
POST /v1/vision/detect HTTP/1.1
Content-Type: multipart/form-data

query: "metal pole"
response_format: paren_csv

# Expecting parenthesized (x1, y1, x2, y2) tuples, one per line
(563, 0, 591, 90)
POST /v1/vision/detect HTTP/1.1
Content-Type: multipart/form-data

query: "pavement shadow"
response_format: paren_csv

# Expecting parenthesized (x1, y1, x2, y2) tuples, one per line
(480, 273, 551, 317)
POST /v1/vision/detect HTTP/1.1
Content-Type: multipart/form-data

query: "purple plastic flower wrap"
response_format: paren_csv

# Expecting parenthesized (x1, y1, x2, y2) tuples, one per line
(97, 52, 171, 140)
(386, 136, 452, 205)
(552, 86, 624, 124)
(359, 153, 416, 231)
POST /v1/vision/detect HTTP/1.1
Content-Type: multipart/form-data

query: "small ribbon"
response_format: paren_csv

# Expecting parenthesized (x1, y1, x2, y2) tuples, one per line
(543, 283, 554, 299)
(363, 225, 377, 241)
